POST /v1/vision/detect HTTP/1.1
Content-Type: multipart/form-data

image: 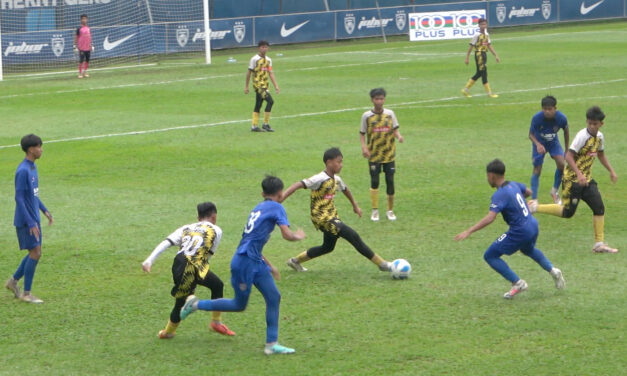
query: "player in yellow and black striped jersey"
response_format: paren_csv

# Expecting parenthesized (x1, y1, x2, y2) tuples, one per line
(359, 88, 404, 222)
(141, 202, 236, 339)
(245, 40, 280, 132)
(281, 147, 393, 273)
(533, 106, 619, 253)
(462, 18, 500, 98)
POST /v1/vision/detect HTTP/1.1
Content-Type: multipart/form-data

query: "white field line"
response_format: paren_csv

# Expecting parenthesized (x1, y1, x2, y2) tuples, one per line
(11, 64, 158, 79)
(1, 79, 624, 150)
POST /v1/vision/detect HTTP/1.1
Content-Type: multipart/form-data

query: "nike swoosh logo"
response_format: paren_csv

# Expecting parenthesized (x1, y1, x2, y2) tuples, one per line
(103, 34, 136, 51)
(280, 21, 309, 37)
(580, 0, 604, 15)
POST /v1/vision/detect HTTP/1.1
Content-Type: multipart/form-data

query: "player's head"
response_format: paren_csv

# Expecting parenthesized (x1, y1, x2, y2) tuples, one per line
(258, 40, 269, 55)
(80, 14, 88, 25)
(541, 95, 557, 119)
(478, 18, 487, 31)
(486, 159, 505, 187)
(197, 202, 217, 223)
(21, 134, 43, 158)
(370, 88, 386, 108)
(585, 106, 605, 135)
(323, 147, 343, 174)
(261, 175, 284, 201)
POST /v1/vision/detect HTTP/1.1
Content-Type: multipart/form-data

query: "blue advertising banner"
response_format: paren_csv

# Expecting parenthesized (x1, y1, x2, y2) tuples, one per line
(254, 12, 335, 45)
(413, 1, 487, 13)
(490, 0, 557, 26)
(164, 18, 253, 53)
(2, 30, 75, 64)
(336, 6, 412, 39)
(559, 0, 625, 21)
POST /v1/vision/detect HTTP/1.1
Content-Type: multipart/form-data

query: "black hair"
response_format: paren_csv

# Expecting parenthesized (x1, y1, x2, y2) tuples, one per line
(197, 202, 217, 218)
(586, 106, 605, 121)
(262, 175, 284, 195)
(80, 14, 88, 19)
(478, 18, 487, 24)
(486, 159, 505, 175)
(21, 134, 42, 152)
(370, 88, 386, 98)
(323, 147, 343, 163)
(258, 40, 269, 47)
(541, 95, 557, 108)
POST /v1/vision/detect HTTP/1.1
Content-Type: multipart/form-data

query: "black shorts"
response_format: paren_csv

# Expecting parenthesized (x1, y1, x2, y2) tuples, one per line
(79, 50, 91, 63)
(170, 253, 216, 299)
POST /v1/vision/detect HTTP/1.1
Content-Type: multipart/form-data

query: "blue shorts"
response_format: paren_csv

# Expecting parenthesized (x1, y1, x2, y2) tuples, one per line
(229, 253, 272, 294)
(532, 141, 564, 167)
(16, 225, 41, 250)
(486, 228, 538, 257)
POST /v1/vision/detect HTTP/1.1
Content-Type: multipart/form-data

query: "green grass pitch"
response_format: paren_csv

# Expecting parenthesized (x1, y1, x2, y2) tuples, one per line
(0, 20, 625, 375)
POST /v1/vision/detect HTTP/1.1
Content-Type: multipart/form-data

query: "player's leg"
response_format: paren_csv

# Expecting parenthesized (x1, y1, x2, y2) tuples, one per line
(383, 162, 397, 220)
(480, 53, 497, 97)
(483, 234, 527, 298)
(534, 180, 582, 217)
(369, 162, 381, 221)
(161, 254, 197, 337)
(288, 229, 339, 271)
(253, 266, 293, 354)
(251, 91, 264, 132)
(530, 143, 545, 200)
(548, 142, 565, 204)
(462, 53, 481, 96)
(581, 181, 617, 253)
(519, 231, 565, 289)
(82, 51, 90, 77)
(159, 297, 186, 339)
(197, 271, 235, 336)
(262, 91, 275, 132)
(78, 52, 85, 78)
(336, 221, 391, 271)
(21, 245, 42, 303)
(6, 244, 29, 298)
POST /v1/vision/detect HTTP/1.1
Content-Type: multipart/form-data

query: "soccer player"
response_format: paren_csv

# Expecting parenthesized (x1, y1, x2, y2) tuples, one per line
(73, 14, 93, 79)
(359, 88, 404, 221)
(5, 134, 53, 304)
(528, 96, 569, 204)
(142, 202, 235, 339)
(180, 176, 305, 355)
(529, 106, 618, 253)
(245, 40, 280, 132)
(462, 18, 500, 98)
(283, 147, 392, 273)
(455, 159, 565, 299)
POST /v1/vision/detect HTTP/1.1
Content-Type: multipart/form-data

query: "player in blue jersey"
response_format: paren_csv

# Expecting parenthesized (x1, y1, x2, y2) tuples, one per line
(180, 176, 305, 355)
(455, 159, 565, 299)
(5, 134, 53, 304)
(529, 96, 569, 204)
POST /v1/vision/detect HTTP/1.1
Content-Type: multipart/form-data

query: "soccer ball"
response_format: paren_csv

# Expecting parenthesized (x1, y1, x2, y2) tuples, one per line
(390, 259, 411, 279)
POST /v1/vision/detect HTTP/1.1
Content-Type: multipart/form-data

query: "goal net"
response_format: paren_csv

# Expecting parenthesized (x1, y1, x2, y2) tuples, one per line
(0, 0, 211, 80)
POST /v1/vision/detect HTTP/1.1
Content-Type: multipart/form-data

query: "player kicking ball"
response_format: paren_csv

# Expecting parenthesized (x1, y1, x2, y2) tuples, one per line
(455, 159, 565, 299)
(181, 176, 305, 355)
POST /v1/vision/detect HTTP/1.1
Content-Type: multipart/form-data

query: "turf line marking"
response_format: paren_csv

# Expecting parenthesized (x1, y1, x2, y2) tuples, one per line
(394, 94, 627, 109)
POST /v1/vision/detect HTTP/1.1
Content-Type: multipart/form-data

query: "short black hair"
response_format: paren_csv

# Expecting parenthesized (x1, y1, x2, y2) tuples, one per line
(323, 147, 343, 163)
(370, 88, 386, 98)
(478, 18, 487, 24)
(197, 202, 217, 218)
(80, 14, 88, 19)
(258, 40, 269, 47)
(541, 95, 557, 108)
(262, 175, 284, 195)
(486, 159, 505, 175)
(21, 134, 42, 152)
(586, 106, 605, 121)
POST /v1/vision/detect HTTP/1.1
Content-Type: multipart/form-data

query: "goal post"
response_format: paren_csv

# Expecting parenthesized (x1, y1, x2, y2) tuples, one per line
(203, 0, 211, 65)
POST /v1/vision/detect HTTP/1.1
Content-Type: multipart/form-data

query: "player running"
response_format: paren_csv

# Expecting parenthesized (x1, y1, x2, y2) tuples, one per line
(245, 40, 280, 132)
(462, 18, 500, 98)
(455, 159, 565, 299)
(5, 134, 53, 304)
(180, 176, 305, 355)
(530, 106, 618, 253)
(74, 14, 93, 79)
(142, 202, 235, 339)
(283, 147, 392, 273)
(528, 96, 570, 204)
(360, 88, 404, 222)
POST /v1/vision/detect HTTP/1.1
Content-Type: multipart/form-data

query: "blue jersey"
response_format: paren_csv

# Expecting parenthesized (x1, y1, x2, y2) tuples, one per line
(529, 110, 568, 145)
(489, 181, 537, 236)
(235, 200, 289, 262)
(14, 159, 47, 228)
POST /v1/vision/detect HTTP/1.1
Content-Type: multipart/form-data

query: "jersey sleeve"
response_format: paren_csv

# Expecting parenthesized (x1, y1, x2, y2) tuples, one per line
(275, 204, 290, 227)
(267, 56, 273, 69)
(569, 130, 588, 153)
(489, 191, 504, 213)
(335, 175, 347, 192)
(166, 226, 186, 247)
(302, 172, 328, 190)
(470, 34, 479, 46)
(248, 56, 256, 70)
(209, 225, 222, 254)
(599, 132, 605, 152)
(359, 112, 369, 134)
(76, 27, 81, 36)
(390, 110, 400, 129)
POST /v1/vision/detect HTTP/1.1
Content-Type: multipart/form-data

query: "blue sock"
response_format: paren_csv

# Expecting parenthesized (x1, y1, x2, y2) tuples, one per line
(255, 270, 281, 343)
(523, 248, 553, 272)
(553, 168, 563, 191)
(13, 255, 29, 280)
(23, 257, 39, 292)
(531, 173, 540, 199)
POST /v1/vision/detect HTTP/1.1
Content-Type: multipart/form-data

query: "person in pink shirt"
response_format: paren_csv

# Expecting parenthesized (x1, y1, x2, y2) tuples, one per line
(73, 14, 93, 78)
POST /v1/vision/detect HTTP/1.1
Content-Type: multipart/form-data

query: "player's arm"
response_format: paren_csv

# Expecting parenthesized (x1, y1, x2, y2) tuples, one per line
(565, 149, 587, 186)
(529, 131, 546, 154)
(359, 133, 370, 158)
(454, 211, 498, 241)
(342, 186, 362, 218)
(244, 69, 252, 94)
(464, 44, 473, 64)
(280, 181, 305, 203)
(15, 171, 40, 240)
(279, 225, 305, 241)
(523, 187, 533, 198)
(488, 44, 500, 62)
(262, 255, 280, 280)
(38, 199, 53, 226)
(597, 151, 617, 183)
(269, 70, 279, 94)
(394, 128, 404, 143)
(142, 239, 174, 273)
(563, 126, 570, 154)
